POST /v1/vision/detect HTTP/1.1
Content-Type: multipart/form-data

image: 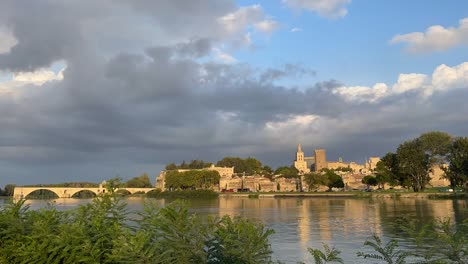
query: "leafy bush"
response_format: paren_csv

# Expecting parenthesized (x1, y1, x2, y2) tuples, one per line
(0, 194, 273, 263)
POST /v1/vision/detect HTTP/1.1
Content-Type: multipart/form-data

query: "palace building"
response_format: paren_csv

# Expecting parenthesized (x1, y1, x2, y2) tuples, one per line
(293, 144, 380, 174)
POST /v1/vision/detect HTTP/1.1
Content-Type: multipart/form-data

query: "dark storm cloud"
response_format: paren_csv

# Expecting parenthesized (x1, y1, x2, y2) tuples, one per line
(0, 1, 467, 185)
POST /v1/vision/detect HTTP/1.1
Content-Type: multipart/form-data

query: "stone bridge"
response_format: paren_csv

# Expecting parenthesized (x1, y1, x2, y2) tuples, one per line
(13, 186, 158, 199)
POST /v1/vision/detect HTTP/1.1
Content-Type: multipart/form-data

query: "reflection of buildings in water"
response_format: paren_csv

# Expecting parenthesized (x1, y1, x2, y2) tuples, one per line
(217, 197, 462, 263)
(297, 199, 310, 261)
(294, 199, 384, 254)
(342, 199, 382, 237)
(430, 199, 456, 221)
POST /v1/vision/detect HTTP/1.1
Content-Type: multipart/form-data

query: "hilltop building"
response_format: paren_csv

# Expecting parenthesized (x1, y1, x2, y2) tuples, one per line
(293, 144, 380, 174)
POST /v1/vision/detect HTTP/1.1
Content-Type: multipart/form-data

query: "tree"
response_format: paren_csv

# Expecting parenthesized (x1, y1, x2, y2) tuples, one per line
(165, 163, 177, 170)
(357, 235, 410, 264)
(307, 244, 343, 264)
(274, 166, 298, 179)
(261, 165, 274, 180)
(126, 173, 153, 188)
(217, 157, 245, 173)
(362, 175, 378, 190)
(333, 167, 353, 173)
(216, 157, 263, 175)
(396, 139, 431, 192)
(323, 169, 344, 191)
(180, 160, 189, 169)
(303, 173, 328, 191)
(244, 157, 263, 175)
(375, 152, 409, 189)
(418, 131, 452, 165)
(188, 160, 212, 169)
(3, 184, 15, 196)
(164, 170, 220, 190)
(443, 137, 468, 192)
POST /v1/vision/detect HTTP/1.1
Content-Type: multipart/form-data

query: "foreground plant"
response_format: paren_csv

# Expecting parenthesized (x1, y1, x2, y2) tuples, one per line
(357, 235, 409, 264)
(305, 243, 343, 264)
(0, 194, 275, 264)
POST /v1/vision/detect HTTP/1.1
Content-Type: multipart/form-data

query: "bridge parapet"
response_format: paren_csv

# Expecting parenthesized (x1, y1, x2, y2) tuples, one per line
(13, 187, 157, 199)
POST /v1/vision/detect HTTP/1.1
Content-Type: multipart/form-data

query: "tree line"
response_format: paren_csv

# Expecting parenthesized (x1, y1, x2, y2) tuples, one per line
(0, 184, 16, 197)
(164, 170, 221, 191)
(374, 131, 468, 192)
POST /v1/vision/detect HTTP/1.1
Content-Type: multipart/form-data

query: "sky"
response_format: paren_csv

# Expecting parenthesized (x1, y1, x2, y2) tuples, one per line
(0, 0, 468, 186)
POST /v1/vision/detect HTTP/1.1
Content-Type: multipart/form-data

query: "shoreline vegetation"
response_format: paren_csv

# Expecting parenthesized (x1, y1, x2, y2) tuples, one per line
(2, 189, 467, 200)
(1, 191, 466, 263)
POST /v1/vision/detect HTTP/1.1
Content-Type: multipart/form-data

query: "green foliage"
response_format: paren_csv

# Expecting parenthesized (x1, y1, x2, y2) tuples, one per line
(332, 167, 353, 173)
(397, 139, 431, 192)
(375, 153, 402, 189)
(261, 165, 274, 179)
(165, 162, 178, 170)
(0, 196, 274, 264)
(322, 169, 344, 191)
(165, 170, 220, 190)
(165, 160, 213, 170)
(207, 215, 274, 264)
(443, 137, 468, 192)
(418, 131, 452, 164)
(362, 175, 378, 188)
(357, 235, 410, 264)
(303, 173, 328, 191)
(217, 156, 263, 175)
(3, 184, 16, 196)
(125, 173, 153, 188)
(274, 166, 299, 178)
(398, 218, 468, 263)
(306, 244, 343, 264)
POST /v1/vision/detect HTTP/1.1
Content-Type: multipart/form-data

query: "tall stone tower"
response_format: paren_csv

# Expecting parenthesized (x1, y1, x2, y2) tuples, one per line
(294, 144, 310, 174)
(314, 149, 327, 172)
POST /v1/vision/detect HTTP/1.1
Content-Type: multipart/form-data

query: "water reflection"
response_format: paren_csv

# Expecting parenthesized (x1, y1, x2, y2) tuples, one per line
(211, 197, 466, 263)
(1, 196, 466, 263)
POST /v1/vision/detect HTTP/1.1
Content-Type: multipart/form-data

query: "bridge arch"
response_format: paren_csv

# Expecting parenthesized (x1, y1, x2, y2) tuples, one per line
(23, 189, 60, 199)
(69, 189, 98, 198)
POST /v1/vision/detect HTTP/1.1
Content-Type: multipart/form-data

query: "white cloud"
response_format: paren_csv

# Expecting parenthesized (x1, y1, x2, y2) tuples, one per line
(218, 5, 278, 35)
(217, 4, 279, 47)
(213, 48, 237, 64)
(390, 17, 468, 53)
(254, 19, 279, 34)
(266, 114, 318, 130)
(333, 62, 468, 103)
(392, 73, 428, 94)
(431, 62, 468, 93)
(333, 83, 388, 103)
(283, 0, 351, 18)
(0, 66, 65, 96)
(265, 114, 319, 143)
(291, 27, 303, 33)
(0, 26, 17, 54)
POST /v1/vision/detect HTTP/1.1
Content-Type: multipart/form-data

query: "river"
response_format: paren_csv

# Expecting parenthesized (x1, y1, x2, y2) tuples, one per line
(1, 196, 467, 263)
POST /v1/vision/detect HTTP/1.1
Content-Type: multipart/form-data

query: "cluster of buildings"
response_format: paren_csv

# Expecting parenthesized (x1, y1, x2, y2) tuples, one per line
(155, 144, 449, 192)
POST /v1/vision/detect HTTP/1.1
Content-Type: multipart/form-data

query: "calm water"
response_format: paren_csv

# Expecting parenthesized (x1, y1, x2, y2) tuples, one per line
(1, 197, 467, 263)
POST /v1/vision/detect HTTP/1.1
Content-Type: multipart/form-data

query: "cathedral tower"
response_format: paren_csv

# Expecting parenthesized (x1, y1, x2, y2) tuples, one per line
(314, 149, 327, 172)
(294, 144, 310, 174)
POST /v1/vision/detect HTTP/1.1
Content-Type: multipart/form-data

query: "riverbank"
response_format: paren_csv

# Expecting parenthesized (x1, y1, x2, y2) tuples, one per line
(219, 192, 468, 199)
